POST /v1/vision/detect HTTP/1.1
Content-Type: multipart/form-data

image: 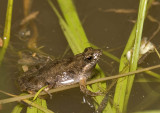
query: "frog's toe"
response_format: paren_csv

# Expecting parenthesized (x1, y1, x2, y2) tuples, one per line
(44, 90, 52, 99)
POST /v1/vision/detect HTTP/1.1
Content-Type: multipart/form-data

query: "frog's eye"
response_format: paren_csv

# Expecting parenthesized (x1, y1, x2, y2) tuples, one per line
(85, 55, 93, 61)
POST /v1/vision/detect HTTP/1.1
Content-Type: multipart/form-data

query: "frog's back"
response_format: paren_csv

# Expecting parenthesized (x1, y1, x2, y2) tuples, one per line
(18, 55, 84, 92)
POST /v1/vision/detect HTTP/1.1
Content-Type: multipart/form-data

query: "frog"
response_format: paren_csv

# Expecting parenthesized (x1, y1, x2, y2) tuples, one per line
(18, 47, 102, 96)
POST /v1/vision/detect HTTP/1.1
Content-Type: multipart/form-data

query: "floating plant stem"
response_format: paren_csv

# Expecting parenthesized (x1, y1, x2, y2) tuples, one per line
(154, 47, 160, 59)
(33, 85, 48, 101)
(1, 64, 160, 104)
(0, 0, 13, 65)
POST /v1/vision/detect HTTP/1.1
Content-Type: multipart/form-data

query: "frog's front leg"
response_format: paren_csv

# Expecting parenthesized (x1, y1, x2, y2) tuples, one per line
(43, 85, 53, 99)
(79, 76, 101, 96)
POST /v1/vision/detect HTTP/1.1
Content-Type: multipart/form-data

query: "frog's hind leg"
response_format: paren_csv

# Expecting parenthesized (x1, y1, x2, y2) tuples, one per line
(79, 76, 101, 96)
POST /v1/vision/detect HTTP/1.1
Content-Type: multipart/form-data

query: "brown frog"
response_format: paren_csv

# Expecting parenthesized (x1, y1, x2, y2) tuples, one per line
(18, 47, 102, 96)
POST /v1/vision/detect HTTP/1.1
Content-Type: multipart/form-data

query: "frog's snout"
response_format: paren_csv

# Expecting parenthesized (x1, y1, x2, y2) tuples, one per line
(93, 49, 102, 60)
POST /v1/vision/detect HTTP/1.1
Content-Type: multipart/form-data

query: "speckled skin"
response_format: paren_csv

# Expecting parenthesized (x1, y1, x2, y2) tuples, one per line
(18, 47, 102, 95)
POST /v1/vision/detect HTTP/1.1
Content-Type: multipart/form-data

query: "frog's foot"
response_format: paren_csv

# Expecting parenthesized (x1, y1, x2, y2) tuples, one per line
(79, 76, 102, 96)
(80, 85, 102, 96)
(44, 90, 52, 99)
(44, 85, 52, 99)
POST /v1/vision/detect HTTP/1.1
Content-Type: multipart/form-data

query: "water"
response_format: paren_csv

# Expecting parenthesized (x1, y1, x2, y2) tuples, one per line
(0, 0, 160, 113)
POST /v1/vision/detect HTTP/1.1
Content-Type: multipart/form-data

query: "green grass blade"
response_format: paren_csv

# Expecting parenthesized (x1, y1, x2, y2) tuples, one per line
(124, 0, 148, 112)
(47, 0, 112, 112)
(37, 98, 47, 113)
(112, 0, 149, 113)
(0, 0, 13, 65)
(11, 94, 52, 113)
(57, 0, 107, 106)
(134, 110, 160, 113)
(11, 104, 23, 113)
(26, 98, 52, 113)
(57, 0, 90, 53)
(47, 0, 82, 53)
(27, 104, 38, 113)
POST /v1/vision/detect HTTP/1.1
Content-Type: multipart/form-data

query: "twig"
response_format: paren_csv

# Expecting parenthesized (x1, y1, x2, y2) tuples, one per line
(0, 90, 54, 113)
(147, 15, 160, 42)
(96, 80, 117, 113)
(0, 64, 160, 104)
(20, 11, 39, 25)
(98, 8, 136, 14)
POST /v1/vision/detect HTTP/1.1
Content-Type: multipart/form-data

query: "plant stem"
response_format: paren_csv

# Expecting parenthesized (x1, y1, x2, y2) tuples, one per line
(1, 64, 160, 104)
(0, 0, 13, 65)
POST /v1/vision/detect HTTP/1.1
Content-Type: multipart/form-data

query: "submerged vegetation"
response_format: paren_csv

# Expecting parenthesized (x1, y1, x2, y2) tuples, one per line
(0, 0, 160, 113)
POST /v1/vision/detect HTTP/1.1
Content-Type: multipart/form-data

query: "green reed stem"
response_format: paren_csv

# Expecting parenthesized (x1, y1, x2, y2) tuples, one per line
(113, 0, 149, 112)
(0, 0, 13, 65)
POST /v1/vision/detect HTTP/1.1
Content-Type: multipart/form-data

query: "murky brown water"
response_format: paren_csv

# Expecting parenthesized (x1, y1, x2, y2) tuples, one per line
(1, 0, 160, 113)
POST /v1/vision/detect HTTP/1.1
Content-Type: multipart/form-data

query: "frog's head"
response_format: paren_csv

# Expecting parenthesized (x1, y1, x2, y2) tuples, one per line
(82, 47, 102, 74)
